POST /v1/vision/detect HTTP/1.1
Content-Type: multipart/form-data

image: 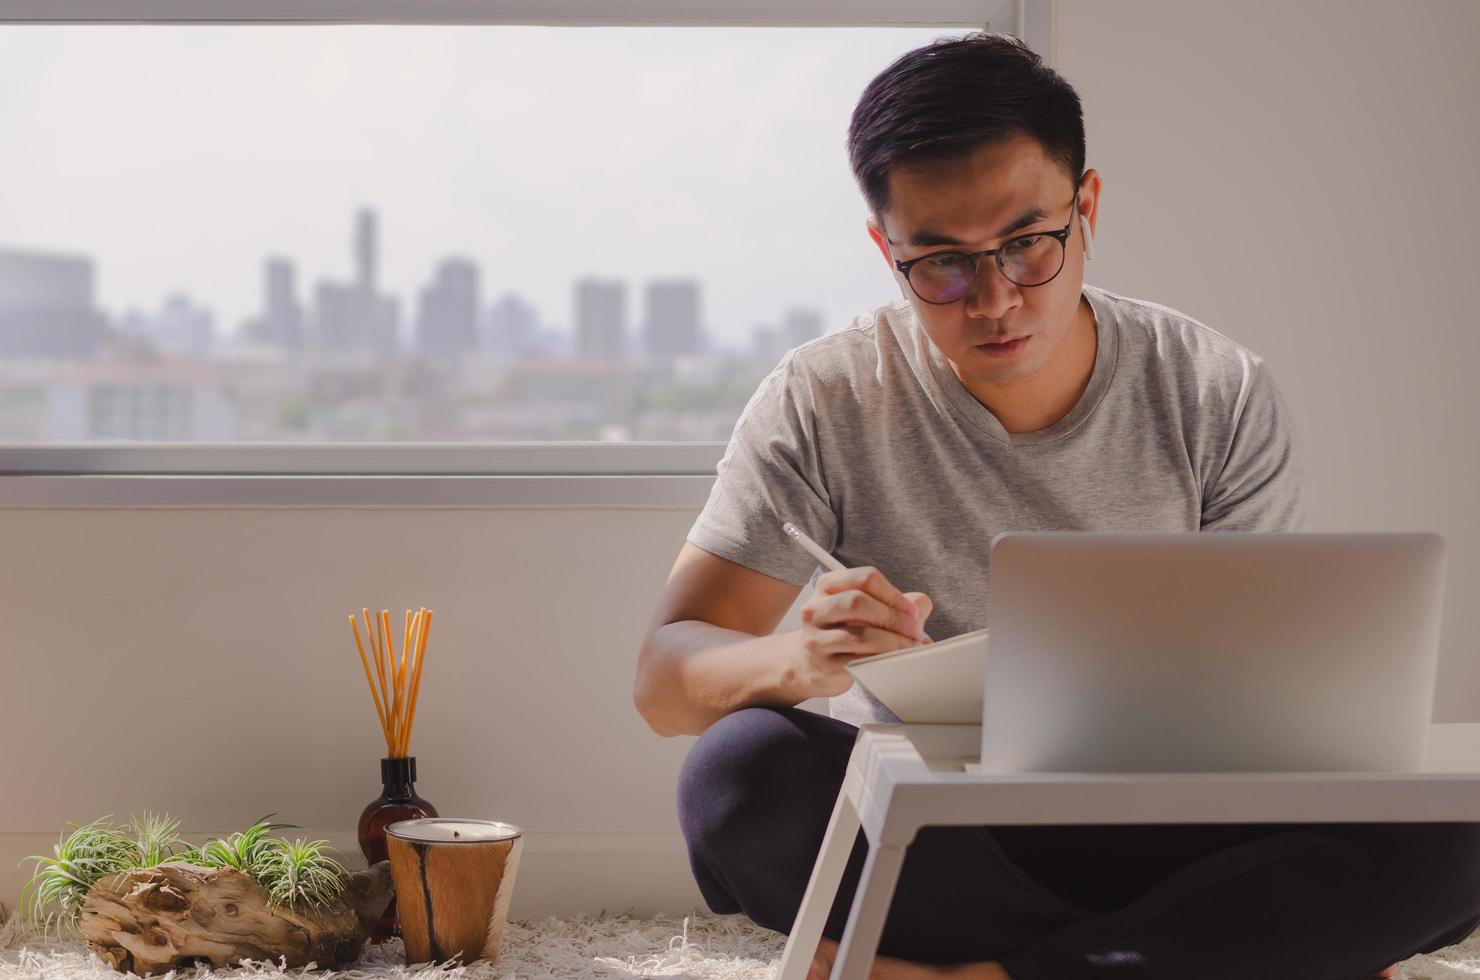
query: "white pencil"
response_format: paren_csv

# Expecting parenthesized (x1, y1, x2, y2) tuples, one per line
(782, 522, 847, 573)
(783, 521, 926, 642)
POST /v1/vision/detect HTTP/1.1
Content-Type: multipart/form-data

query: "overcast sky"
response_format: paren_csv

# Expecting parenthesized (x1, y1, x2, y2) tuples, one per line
(0, 25, 953, 346)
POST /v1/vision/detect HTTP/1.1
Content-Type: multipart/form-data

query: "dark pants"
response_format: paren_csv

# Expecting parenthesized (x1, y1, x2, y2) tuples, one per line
(677, 706, 1480, 980)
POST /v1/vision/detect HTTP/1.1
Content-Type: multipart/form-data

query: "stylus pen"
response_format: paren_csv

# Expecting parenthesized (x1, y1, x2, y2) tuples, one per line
(782, 522, 847, 573)
(782, 522, 925, 642)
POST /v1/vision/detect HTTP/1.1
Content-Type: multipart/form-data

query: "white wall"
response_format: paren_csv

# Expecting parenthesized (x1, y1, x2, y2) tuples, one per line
(0, 505, 809, 919)
(1054, 0, 1480, 719)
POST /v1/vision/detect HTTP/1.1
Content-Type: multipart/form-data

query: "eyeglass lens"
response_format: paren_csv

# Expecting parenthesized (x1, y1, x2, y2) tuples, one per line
(909, 234, 1065, 303)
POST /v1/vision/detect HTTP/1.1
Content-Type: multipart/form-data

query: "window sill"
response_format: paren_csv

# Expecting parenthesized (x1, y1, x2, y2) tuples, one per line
(0, 473, 717, 507)
(0, 444, 724, 506)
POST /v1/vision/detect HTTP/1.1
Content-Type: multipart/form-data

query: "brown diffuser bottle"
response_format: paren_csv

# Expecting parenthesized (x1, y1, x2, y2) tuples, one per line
(347, 606, 437, 943)
(359, 756, 438, 941)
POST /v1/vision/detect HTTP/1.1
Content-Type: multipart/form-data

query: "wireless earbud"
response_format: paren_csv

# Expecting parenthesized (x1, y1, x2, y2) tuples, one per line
(1080, 214, 1095, 261)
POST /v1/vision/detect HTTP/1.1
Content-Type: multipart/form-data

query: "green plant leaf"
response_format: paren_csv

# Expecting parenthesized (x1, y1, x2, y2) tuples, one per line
(20, 812, 344, 935)
(187, 815, 298, 875)
(255, 837, 349, 911)
(18, 816, 140, 939)
(127, 811, 185, 868)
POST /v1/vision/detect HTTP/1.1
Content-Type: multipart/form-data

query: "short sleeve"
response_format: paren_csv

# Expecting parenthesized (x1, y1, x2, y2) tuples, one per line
(686, 352, 837, 586)
(1201, 360, 1307, 531)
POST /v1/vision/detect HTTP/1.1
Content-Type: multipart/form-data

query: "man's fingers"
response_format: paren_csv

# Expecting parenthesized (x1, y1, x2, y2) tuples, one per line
(902, 591, 933, 623)
(810, 589, 919, 638)
(803, 624, 923, 659)
(816, 566, 917, 616)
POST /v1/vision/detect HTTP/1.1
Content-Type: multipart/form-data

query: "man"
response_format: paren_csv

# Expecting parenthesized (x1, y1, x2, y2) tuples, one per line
(633, 32, 1480, 980)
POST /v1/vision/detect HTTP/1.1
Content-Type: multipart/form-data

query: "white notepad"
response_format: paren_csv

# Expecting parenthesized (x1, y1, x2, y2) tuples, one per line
(843, 628, 989, 724)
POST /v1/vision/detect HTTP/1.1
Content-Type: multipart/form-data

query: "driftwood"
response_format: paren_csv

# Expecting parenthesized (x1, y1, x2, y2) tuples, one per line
(77, 860, 393, 976)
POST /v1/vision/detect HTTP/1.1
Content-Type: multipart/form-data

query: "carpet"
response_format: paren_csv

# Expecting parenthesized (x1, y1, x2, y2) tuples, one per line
(0, 908, 785, 979)
(5, 906, 1480, 979)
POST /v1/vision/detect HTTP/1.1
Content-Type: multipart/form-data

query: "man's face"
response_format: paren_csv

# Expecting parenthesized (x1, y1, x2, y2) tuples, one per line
(868, 134, 1099, 392)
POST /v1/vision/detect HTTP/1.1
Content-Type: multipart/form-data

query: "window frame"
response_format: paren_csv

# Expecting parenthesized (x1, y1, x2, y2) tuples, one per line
(2, 1, 1013, 28)
(0, 0, 1049, 498)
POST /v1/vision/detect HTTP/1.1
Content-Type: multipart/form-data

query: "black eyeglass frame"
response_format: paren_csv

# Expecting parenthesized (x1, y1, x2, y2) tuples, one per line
(892, 191, 1081, 305)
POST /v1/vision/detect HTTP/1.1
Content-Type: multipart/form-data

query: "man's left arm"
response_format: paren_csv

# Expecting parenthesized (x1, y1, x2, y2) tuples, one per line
(1201, 360, 1307, 532)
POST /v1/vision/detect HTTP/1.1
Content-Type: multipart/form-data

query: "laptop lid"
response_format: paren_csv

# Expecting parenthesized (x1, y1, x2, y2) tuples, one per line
(980, 532, 1446, 773)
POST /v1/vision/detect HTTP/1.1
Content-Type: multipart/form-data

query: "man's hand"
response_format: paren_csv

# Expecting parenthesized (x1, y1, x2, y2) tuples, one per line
(790, 565, 933, 700)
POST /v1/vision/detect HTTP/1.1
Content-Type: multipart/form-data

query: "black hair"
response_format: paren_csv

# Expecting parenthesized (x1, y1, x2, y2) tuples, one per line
(847, 32, 1086, 216)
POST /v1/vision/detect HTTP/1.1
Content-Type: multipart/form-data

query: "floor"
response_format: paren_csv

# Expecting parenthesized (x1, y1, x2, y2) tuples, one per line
(4, 908, 1480, 979)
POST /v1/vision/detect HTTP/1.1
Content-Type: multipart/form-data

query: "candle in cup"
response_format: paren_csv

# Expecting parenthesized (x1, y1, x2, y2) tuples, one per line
(392, 820, 518, 843)
(385, 819, 524, 965)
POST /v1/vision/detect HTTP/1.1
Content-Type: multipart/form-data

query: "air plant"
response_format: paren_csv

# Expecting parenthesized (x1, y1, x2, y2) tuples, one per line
(180, 815, 297, 875)
(255, 837, 350, 911)
(130, 811, 186, 868)
(20, 813, 350, 935)
(19, 816, 148, 937)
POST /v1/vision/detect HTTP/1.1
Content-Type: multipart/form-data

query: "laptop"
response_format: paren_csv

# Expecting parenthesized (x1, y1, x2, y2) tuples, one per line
(975, 532, 1447, 773)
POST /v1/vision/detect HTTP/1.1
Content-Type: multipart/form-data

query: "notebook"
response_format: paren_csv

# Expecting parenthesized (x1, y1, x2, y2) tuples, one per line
(843, 628, 989, 724)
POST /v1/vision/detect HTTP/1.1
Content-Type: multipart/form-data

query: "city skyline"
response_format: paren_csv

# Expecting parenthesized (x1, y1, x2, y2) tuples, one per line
(0, 25, 947, 347)
(0, 204, 827, 363)
(0, 217, 832, 444)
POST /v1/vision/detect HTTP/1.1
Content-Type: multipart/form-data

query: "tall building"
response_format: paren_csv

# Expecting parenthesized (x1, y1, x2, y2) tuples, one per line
(243, 257, 305, 349)
(119, 293, 216, 356)
(574, 278, 626, 361)
(315, 282, 399, 354)
(641, 279, 702, 360)
(356, 210, 378, 296)
(0, 247, 106, 359)
(484, 293, 543, 359)
(415, 258, 480, 358)
(313, 209, 399, 354)
(781, 307, 824, 349)
(751, 323, 784, 367)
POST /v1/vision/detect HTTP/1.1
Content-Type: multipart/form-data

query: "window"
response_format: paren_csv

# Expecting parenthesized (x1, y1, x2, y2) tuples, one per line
(0, 11, 1014, 450)
(0, 1, 1036, 488)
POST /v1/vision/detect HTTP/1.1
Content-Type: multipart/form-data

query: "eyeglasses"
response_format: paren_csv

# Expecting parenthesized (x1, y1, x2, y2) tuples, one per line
(893, 192, 1080, 305)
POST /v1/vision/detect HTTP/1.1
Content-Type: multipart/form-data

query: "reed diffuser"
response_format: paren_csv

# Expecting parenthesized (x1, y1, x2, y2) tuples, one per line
(349, 606, 438, 943)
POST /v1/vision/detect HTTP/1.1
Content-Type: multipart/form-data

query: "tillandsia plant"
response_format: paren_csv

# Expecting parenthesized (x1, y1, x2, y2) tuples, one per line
(21, 813, 351, 934)
(130, 812, 186, 868)
(255, 837, 350, 911)
(180, 815, 297, 876)
(19, 813, 185, 938)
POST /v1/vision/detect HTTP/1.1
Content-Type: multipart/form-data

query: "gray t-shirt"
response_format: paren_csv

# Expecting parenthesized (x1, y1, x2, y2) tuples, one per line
(687, 283, 1307, 726)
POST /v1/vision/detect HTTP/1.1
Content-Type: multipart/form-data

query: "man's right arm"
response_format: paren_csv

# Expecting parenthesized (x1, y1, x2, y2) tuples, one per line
(634, 543, 807, 738)
(633, 543, 933, 738)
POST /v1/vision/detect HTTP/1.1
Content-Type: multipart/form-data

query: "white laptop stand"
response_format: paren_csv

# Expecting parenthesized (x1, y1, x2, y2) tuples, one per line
(774, 724, 1480, 980)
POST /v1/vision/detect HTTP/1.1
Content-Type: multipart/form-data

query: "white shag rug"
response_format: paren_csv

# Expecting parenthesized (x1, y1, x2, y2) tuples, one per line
(5, 904, 1480, 979)
(0, 906, 785, 980)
